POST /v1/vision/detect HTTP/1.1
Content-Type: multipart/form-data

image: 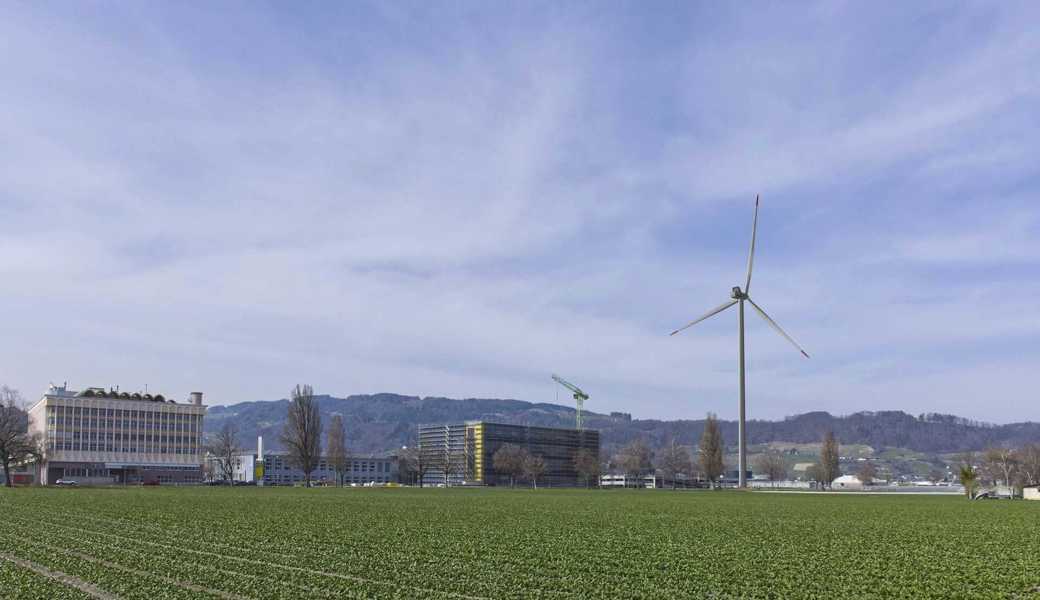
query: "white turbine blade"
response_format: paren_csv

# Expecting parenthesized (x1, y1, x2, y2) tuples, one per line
(670, 300, 738, 336)
(744, 194, 759, 294)
(746, 297, 810, 358)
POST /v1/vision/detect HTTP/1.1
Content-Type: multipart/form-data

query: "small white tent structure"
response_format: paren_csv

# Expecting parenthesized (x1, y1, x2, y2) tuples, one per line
(831, 474, 866, 490)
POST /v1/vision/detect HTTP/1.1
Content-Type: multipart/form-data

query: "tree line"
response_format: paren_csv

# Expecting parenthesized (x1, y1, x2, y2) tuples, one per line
(207, 384, 351, 486)
(956, 445, 1040, 498)
(605, 415, 852, 489)
(8, 379, 1038, 494)
(605, 413, 731, 488)
(201, 392, 1040, 494)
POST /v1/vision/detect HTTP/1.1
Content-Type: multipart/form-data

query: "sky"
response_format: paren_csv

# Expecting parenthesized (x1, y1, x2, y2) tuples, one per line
(1, 2, 1038, 423)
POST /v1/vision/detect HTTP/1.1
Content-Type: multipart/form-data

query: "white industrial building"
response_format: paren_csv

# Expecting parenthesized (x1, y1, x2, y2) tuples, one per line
(28, 383, 206, 485)
(262, 451, 398, 485)
(209, 438, 399, 485)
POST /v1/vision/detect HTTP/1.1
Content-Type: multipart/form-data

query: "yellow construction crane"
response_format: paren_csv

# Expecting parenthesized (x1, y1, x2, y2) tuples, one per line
(552, 374, 589, 431)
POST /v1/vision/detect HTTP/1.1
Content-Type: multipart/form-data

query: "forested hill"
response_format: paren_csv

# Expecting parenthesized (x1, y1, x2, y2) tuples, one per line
(203, 393, 1040, 456)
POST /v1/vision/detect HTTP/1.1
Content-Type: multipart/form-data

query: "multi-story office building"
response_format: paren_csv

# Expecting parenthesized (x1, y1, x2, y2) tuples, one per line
(418, 421, 599, 487)
(28, 384, 206, 485)
(211, 449, 399, 485)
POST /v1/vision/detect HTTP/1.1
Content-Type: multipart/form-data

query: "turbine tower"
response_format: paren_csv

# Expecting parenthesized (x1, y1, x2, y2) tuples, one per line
(670, 195, 809, 489)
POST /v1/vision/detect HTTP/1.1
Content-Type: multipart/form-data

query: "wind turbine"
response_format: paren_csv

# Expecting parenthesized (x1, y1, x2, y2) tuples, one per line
(670, 195, 809, 489)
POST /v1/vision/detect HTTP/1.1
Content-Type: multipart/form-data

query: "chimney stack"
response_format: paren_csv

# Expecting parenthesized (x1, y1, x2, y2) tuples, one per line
(256, 436, 265, 487)
(190, 392, 203, 405)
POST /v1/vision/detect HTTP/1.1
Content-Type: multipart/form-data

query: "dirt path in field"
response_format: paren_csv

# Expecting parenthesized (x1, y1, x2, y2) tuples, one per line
(59, 543, 347, 600)
(14, 515, 500, 600)
(0, 551, 120, 600)
(30, 509, 579, 599)
(62, 549, 255, 600)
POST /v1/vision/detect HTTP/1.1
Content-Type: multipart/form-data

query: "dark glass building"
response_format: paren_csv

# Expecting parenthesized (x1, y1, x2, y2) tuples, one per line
(418, 421, 599, 487)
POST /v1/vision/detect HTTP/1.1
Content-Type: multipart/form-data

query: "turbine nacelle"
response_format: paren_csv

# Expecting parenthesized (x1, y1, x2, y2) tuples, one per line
(730, 286, 746, 300)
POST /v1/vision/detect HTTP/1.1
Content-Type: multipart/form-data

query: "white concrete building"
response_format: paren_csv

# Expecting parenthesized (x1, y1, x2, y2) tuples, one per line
(29, 384, 206, 485)
(600, 473, 650, 488)
(209, 450, 399, 485)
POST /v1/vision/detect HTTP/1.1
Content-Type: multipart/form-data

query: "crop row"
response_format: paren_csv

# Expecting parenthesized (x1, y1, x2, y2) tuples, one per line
(2, 487, 1038, 599)
(0, 556, 95, 600)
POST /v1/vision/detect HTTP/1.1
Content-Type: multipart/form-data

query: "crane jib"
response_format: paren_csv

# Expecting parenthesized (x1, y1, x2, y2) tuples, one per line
(552, 374, 590, 430)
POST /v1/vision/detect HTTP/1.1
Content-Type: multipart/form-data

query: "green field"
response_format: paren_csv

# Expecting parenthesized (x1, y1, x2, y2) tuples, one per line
(1, 487, 1038, 599)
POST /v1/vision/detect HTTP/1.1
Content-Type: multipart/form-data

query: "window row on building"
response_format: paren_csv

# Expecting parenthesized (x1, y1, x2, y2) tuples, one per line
(265, 458, 393, 474)
(46, 429, 200, 455)
(215, 451, 401, 485)
(46, 405, 200, 430)
(42, 403, 202, 456)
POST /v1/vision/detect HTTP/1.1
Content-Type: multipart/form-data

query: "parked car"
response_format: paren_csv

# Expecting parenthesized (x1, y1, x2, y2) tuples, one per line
(55, 479, 78, 486)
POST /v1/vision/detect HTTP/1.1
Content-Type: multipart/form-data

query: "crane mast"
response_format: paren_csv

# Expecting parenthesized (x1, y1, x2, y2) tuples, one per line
(551, 374, 589, 431)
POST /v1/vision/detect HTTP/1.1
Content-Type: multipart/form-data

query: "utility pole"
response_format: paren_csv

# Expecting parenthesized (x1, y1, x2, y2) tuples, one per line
(738, 297, 747, 489)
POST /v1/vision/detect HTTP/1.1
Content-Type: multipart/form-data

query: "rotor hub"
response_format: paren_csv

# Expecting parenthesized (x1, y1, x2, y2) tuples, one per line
(731, 286, 746, 299)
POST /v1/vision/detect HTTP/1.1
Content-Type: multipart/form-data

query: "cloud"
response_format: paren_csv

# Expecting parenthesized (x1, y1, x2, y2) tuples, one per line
(1, 3, 1038, 423)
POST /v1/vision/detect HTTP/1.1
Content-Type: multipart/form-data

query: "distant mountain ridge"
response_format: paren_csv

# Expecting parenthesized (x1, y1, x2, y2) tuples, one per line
(203, 393, 1040, 456)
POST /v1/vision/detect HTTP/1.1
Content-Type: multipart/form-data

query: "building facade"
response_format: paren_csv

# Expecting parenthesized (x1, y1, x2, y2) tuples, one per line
(600, 472, 698, 489)
(28, 384, 206, 485)
(418, 421, 600, 487)
(209, 450, 399, 486)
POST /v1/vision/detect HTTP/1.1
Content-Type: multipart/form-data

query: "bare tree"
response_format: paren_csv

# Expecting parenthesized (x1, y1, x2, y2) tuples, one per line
(202, 459, 216, 483)
(983, 447, 1018, 490)
(1017, 444, 1040, 488)
(206, 421, 242, 484)
(523, 453, 546, 489)
(281, 384, 323, 486)
(754, 451, 788, 486)
(698, 413, 725, 489)
(438, 443, 468, 486)
(855, 461, 877, 486)
(616, 439, 653, 488)
(818, 431, 840, 489)
(327, 414, 349, 487)
(573, 448, 602, 488)
(398, 446, 426, 486)
(21, 431, 44, 487)
(658, 440, 693, 489)
(806, 463, 824, 488)
(0, 386, 33, 488)
(492, 444, 526, 487)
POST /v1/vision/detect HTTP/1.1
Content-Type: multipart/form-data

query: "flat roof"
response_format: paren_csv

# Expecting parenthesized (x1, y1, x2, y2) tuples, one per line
(418, 421, 598, 434)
